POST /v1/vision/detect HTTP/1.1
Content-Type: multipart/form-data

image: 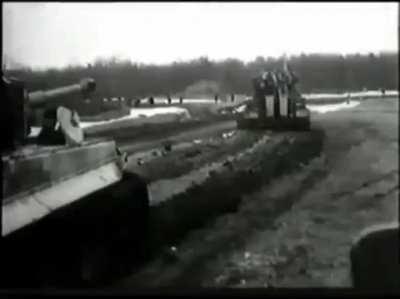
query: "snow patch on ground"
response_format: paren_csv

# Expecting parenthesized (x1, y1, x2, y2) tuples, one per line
(304, 90, 398, 100)
(28, 90, 397, 137)
(28, 127, 42, 138)
(307, 100, 360, 114)
(28, 107, 191, 137)
(80, 107, 191, 128)
(146, 91, 398, 104)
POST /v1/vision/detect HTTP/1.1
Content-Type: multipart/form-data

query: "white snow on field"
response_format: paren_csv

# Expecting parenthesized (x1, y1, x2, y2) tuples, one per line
(304, 90, 398, 100)
(349, 90, 399, 97)
(304, 93, 347, 100)
(384, 90, 399, 96)
(145, 90, 398, 104)
(140, 90, 398, 105)
(140, 97, 217, 104)
(307, 100, 360, 114)
(79, 107, 191, 128)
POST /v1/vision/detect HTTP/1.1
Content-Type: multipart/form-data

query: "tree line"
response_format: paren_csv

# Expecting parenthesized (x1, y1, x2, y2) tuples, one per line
(4, 52, 398, 100)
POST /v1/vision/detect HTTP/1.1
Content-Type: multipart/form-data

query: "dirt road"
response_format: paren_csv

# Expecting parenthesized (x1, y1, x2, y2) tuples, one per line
(114, 97, 398, 288)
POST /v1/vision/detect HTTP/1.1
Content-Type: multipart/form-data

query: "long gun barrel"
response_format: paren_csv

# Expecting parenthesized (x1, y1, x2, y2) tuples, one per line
(28, 78, 96, 107)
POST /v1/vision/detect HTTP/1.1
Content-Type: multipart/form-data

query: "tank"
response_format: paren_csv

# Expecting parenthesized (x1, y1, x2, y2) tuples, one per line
(236, 61, 310, 131)
(1, 76, 149, 287)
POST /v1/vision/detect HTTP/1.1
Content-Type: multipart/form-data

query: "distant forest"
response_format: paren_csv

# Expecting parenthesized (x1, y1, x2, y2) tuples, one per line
(4, 52, 398, 100)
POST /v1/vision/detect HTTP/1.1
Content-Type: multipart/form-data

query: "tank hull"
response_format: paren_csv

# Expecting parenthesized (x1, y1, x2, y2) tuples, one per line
(2, 140, 123, 236)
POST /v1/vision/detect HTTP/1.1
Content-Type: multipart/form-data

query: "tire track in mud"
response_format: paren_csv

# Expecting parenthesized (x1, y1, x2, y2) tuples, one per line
(148, 130, 324, 246)
(114, 129, 325, 288)
(126, 129, 262, 183)
(146, 133, 275, 206)
(159, 156, 329, 288)
(331, 169, 399, 199)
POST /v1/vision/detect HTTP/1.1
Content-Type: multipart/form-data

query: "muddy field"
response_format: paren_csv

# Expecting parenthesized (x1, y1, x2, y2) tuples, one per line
(107, 96, 398, 289)
(8, 96, 397, 290)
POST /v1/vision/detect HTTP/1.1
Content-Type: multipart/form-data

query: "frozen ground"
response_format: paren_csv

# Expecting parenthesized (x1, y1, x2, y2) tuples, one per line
(82, 89, 398, 128)
(28, 90, 397, 138)
(114, 96, 398, 288)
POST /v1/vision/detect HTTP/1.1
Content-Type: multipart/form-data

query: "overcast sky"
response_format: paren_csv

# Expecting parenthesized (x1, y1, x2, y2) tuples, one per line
(2, 2, 399, 70)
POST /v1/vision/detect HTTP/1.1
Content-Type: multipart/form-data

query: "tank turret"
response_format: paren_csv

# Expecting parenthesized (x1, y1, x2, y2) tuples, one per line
(236, 61, 310, 131)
